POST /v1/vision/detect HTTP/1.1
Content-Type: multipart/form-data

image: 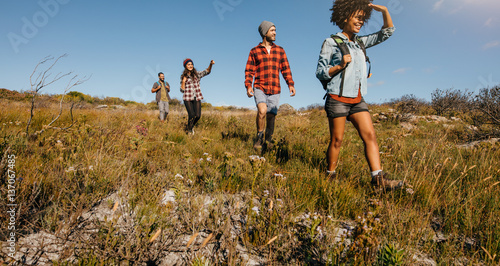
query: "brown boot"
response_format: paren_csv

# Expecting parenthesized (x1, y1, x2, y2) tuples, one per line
(253, 131, 264, 150)
(371, 171, 404, 191)
(325, 171, 337, 180)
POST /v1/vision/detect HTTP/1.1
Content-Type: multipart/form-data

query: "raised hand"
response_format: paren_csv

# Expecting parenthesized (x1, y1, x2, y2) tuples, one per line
(368, 3, 387, 12)
(368, 3, 393, 28)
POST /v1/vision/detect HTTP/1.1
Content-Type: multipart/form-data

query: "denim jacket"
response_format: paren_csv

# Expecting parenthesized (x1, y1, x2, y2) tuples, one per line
(316, 27, 395, 98)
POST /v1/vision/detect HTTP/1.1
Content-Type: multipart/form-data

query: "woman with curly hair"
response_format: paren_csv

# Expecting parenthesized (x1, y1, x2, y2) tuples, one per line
(316, 0, 404, 190)
(180, 58, 214, 134)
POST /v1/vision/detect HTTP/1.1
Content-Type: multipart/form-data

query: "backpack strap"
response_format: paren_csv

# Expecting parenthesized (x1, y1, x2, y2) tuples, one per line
(355, 36, 371, 78)
(332, 35, 350, 57)
(331, 35, 349, 97)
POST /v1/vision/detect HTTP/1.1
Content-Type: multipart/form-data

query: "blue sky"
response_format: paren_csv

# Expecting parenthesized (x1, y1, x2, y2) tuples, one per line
(1, 0, 499, 109)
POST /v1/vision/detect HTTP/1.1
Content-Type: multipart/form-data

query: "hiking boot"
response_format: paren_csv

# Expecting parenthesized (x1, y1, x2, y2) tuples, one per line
(263, 139, 275, 151)
(253, 138, 263, 149)
(371, 171, 404, 191)
(325, 171, 337, 180)
(253, 132, 264, 150)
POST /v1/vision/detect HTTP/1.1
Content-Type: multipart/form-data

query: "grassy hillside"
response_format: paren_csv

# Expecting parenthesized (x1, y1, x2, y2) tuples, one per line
(0, 92, 499, 265)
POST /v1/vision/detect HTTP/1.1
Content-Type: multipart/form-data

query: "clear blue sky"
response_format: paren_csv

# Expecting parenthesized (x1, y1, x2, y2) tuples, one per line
(1, 0, 499, 109)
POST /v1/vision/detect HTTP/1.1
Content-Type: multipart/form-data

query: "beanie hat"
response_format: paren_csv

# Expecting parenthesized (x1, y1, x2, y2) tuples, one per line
(258, 21, 275, 38)
(183, 58, 193, 68)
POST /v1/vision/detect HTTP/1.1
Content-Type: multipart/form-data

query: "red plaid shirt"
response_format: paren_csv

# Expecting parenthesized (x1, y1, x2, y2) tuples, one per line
(182, 69, 209, 101)
(245, 43, 294, 95)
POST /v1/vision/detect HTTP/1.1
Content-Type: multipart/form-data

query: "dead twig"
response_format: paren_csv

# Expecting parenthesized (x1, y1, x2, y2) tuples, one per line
(25, 54, 90, 138)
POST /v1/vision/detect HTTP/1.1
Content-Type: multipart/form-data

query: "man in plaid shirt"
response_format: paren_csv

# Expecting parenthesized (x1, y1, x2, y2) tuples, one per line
(245, 20, 296, 150)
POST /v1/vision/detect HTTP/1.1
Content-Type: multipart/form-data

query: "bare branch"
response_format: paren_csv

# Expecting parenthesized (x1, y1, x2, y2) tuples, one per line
(473, 86, 500, 127)
(30, 54, 69, 93)
(44, 103, 76, 132)
(27, 55, 71, 135)
(478, 109, 500, 125)
(25, 54, 90, 137)
(46, 74, 91, 129)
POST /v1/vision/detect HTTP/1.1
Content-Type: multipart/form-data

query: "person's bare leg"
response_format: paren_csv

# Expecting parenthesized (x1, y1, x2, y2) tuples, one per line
(327, 116, 347, 172)
(256, 103, 267, 133)
(350, 111, 403, 190)
(349, 111, 381, 171)
(254, 103, 267, 149)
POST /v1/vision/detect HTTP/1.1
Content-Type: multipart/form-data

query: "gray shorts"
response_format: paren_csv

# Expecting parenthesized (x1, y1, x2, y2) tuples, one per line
(324, 97, 369, 118)
(254, 88, 280, 115)
(159, 100, 169, 114)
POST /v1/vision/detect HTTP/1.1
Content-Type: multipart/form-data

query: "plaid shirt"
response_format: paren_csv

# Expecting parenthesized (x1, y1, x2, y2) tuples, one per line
(182, 69, 209, 101)
(245, 43, 294, 95)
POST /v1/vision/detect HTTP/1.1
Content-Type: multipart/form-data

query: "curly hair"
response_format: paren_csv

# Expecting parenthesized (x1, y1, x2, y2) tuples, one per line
(330, 0, 374, 30)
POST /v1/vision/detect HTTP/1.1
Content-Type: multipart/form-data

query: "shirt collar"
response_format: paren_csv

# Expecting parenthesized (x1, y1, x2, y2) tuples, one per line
(258, 42, 276, 48)
(334, 32, 358, 42)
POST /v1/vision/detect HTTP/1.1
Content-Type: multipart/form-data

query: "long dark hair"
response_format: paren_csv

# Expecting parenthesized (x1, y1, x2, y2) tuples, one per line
(180, 67, 199, 84)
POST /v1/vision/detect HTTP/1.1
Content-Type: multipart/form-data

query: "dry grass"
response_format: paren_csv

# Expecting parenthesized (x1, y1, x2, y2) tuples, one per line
(0, 98, 499, 265)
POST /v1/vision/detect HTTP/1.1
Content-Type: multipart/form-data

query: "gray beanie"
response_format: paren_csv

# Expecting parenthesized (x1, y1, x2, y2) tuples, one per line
(258, 21, 275, 38)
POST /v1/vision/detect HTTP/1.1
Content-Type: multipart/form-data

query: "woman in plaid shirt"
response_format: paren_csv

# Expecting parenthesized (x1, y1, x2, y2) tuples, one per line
(180, 58, 214, 134)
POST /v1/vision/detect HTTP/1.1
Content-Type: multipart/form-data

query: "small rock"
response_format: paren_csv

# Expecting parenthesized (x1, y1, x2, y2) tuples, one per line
(457, 138, 500, 149)
(279, 103, 295, 114)
(412, 252, 437, 266)
(400, 122, 417, 131)
(161, 190, 176, 205)
(434, 231, 447, 243)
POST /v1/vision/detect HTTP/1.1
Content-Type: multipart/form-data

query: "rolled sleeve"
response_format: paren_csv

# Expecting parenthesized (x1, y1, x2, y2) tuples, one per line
(360, 27, 395, 48)
(198, 69, 209, 79)
(316, 38, 340, 80)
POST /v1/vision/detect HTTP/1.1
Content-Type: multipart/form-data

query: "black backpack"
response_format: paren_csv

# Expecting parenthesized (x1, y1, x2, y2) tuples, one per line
(321, 35, 371, 97)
